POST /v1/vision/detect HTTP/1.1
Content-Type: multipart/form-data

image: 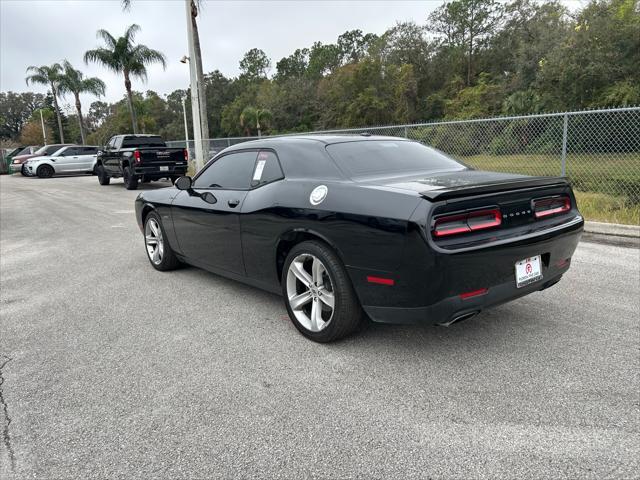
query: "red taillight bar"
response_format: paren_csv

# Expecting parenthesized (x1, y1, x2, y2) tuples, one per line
(459, 288, 488, 300)
(532, 196, 570, 218)
(367, 276, 395, 286)
(133, 150, 141, 163)
(433, 208, 502, 238)
(183, 148, 188, 161)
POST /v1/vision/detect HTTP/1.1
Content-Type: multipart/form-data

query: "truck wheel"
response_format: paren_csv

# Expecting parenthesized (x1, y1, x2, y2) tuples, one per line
(36, 164, 54, 178)
(282, 240, 363, 343)
(97, 165, 110, 185)
(144, 211, 181, 271)
(123, 166, 138, 190)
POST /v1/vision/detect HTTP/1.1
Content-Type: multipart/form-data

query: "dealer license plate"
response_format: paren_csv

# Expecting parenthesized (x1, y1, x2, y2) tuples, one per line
(515, 255, 543, 288)
(159, 166, 169, 171)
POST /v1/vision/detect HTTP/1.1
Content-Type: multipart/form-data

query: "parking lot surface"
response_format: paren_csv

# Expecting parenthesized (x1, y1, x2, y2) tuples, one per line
(1, 174, 639, 479)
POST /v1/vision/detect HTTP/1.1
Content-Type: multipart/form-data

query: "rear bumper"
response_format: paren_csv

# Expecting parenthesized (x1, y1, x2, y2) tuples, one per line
(357, 216, 583, 324)
(133, 164, 187, 178)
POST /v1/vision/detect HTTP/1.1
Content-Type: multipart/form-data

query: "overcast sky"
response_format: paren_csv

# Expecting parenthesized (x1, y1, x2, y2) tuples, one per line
(0, 0, 443, 112)
(1, 0, 584, 114)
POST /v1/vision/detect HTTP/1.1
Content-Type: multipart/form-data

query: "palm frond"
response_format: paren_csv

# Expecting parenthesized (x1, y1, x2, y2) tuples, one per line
(84, 48, 121, 72)
(96, 29, 117, 49)
(124, 24, 141, 45)
(81, 77, 107, 97)
(131, 45, 167, 69)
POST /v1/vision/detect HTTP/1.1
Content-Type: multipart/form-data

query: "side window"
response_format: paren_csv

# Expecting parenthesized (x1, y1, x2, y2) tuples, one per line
(193, 151, 258, 189)
(106, 137, 115, 149)
(60, 147, 80, 156)
(251, 150, 284, 187)
(83, 147, 98, 154)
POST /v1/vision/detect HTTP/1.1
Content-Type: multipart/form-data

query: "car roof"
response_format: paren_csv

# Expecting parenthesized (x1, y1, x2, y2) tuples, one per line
(229, 134, 409, 148)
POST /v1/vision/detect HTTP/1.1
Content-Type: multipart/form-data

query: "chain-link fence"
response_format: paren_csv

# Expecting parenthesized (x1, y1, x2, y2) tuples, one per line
(168, 107, 640, 223)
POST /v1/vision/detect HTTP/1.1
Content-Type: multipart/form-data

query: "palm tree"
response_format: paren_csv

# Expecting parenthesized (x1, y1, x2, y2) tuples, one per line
(25, 64, 65, 143)
(240, 107, 272, 137)
(84, 24, 166, 133)
(58, 60, 106, 144)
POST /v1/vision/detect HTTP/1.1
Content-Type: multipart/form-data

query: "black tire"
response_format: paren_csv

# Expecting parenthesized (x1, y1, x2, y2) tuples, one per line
(144, 211, 181, 271)
(123, 166, 138, 190)
(20, 165, 28, 176)
(97, 165, 110, 185)
(92, 165, 98, 175)
(281, 240, 362, 342)
(36, 164, 54, 178)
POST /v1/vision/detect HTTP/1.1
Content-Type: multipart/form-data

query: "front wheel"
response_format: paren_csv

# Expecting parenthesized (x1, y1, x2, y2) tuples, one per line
(282, 241, 362, 342)
(97, 165, 110, 185)
(144, 212, 181, 271)
(36, 164, 54, 178)
(123, 166, 138, 190)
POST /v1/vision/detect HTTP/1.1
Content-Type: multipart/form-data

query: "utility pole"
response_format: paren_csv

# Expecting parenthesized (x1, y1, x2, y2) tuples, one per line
(39, 109, 47, 145)
(185, 0, 205, 171)
(182, 96, 190, 160)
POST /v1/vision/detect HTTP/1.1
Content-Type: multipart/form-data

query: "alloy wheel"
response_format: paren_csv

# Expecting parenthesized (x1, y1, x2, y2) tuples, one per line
(286, 253, 335, 332)
(145, 218, 164, 265)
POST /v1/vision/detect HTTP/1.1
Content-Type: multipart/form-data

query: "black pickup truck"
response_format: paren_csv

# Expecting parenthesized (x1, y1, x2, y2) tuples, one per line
(96, 134, 188, 190)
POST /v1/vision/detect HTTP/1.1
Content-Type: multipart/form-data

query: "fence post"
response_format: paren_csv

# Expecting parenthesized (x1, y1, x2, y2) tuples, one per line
(561, 113, 568, 177)
(227, 138, 231, 147)
(404, 126, 408, 138)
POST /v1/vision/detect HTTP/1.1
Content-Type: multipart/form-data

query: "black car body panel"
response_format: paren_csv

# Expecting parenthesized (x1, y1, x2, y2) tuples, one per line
(135, 135, 583, 325)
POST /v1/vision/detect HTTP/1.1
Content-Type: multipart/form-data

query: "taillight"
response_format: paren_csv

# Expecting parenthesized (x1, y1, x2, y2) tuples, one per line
(433, 208, 501, 237)
(134, 150, 141, 163)
(183, 148, 188, 161)
(532, 196, 570, 219)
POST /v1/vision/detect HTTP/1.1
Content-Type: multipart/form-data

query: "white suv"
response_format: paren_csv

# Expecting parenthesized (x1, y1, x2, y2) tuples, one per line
(24, 146, 100, 178)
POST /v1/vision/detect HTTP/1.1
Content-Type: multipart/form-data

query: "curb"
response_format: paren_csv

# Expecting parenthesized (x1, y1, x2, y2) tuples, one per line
(584, 221, 640, 238)
(583, 221, 639, 248)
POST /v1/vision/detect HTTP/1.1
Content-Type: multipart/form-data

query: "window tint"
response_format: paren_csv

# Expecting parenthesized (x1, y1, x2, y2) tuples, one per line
(326, 140, 465, 179)
(251, 150, 284, 187)
(194, 151, 258, 189)
(122, 136, 165, 148)
(61, 147, 82, 156)
(83, 147, 98, 154)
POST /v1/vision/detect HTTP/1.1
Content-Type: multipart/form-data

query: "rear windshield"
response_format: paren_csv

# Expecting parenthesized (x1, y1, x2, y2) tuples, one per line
(326, 140, 465, 179)
(122, 136, 166, 148)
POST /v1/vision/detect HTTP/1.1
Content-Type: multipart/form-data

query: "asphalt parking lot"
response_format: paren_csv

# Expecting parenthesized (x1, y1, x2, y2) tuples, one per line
(1, 173, 639, 479)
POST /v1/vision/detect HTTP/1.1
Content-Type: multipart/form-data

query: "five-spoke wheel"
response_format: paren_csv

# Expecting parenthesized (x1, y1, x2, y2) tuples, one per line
(282, 241, 362, 342)
(143, 212, 181, 271)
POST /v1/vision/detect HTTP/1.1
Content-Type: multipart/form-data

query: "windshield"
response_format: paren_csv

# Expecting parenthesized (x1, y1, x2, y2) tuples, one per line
(122, 136, 166, 148)
(35, 145, 66, 156)
(326, 140, 465, 179)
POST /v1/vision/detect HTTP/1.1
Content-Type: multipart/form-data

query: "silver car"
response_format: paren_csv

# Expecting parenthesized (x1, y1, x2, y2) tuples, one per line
(24, 146, 100, 178)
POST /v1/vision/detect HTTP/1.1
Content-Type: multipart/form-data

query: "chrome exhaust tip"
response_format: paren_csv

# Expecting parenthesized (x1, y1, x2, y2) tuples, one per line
(437, 311, 480, 327)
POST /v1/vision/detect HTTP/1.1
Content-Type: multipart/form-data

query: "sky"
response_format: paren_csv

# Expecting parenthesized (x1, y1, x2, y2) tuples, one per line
(1, 0, 441, 112)
(1, 0, 585, 114)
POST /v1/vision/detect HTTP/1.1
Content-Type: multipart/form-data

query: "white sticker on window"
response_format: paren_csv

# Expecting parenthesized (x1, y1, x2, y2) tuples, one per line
(253, 159, 266, 181)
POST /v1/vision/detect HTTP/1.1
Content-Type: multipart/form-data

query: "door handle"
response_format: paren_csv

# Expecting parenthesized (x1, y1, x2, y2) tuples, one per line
(228, 199, 240, 208)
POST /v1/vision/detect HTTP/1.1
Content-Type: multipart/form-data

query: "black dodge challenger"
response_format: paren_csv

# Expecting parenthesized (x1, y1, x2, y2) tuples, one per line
(135, 135, 583, 342)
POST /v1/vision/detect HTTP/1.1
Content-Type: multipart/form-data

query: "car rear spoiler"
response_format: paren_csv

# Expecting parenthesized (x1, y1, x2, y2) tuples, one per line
(419, 176, 570, 201)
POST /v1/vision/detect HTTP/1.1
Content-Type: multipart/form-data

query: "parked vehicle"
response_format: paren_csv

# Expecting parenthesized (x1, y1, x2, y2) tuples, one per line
(11, 144, 71, 175)
(134, 135, 584, 342)
(23, 145, 100, 178)
(96, 134, 188, 190)
(1, 146, 27, 173)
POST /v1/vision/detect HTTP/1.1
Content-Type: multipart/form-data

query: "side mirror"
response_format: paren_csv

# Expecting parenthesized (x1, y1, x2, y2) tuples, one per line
(97, 150, 103, 156)
(175, 176, 192, 190)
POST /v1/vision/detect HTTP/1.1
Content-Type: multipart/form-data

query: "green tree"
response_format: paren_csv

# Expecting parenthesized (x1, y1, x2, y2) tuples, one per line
(84, 24, 166, 133)
(0, 91, 45, 140)
(239, 48, 271, 80)
(240, 107, 272, 136)
(25, 64, 66, 143)
(428, 0, 504, 85)
(57, 60, 106, 144)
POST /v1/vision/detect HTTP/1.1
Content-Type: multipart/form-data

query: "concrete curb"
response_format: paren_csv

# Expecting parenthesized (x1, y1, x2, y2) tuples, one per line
(584, 221, 640, 238)
(583, 221, 639, 248)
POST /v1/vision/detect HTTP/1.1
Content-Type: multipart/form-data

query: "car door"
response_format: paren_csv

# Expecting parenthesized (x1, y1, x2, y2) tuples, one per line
(171, 150, 258, 275)
(52, 147, 82, 173)
(103, 137, 120, 174)
(78, 147, 98, 171)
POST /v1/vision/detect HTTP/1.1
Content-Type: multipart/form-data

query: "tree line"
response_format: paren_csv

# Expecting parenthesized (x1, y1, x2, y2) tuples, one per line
(1, 0, 638, 147)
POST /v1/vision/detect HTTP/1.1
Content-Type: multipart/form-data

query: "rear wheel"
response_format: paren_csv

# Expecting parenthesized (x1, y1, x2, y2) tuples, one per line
(282, 241, 362, 342)
(36, 164, 54, 178)
(144, 212, 181, 271)
(123, 166, 138, 190)
(97, 165, 110, 185)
